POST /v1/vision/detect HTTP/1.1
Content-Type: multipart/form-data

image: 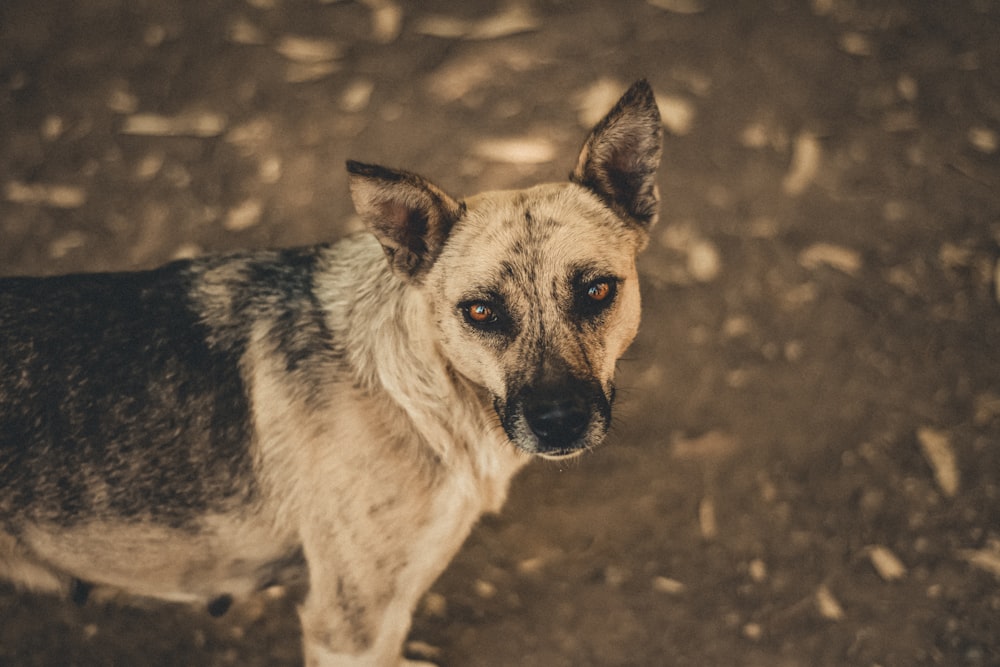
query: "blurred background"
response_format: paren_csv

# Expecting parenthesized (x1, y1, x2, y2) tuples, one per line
(1, 0, 999, 665)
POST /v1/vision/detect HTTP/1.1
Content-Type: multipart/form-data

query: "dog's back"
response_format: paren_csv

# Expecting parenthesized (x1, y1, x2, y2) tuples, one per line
(0, 249, 353, 600)
(0, 264, 255, 528)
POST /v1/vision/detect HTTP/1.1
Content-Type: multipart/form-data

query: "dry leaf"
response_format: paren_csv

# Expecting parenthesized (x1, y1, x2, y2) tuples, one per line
(742, 622, 763, 641)
(275, 36, 342, 63)
(576, 78, 626, 128)
(285, 62, 339, 84)
(467, 3, 540, 40)
(699, 496, 718, 540)
(473, 137, 555, 164)
(815, 584, 845, 621)
(420, 592, 448, 618)
(782, 132, 821, 196)
(652, 576, 686, 594)
(671, 430, 739, 461)
(958, 547, 1000, 578)
(48, 231, 87, 258)
(363, 0, 403, 44)
(647, 0, 706, 14)
(798, 243, 862, 275)
(868, 545, 907, 581)
(224, 199, 263, 231)
(839, 32, 873, 56)
(415, 15, 470, 39)
(416, 3, 539, 40)
(122, 112, 227, 137)
(473, 579, 497, 599)
(687, 239, 721, 282)
(340, 79, 375, 113)
(5, 181, 86, 208)
(404, 640, 442, 662)
(969, 127, 998, 154)
(658, 94, 695, 136)
(917, 427, 959, 498)
(227, 16, 267, 45)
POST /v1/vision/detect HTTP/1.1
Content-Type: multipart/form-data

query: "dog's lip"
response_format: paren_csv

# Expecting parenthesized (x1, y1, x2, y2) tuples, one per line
(535, 448, 587, 461)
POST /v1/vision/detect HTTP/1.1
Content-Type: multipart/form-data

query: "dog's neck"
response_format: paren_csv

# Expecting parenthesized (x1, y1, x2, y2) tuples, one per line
(315, 235, 529, 509)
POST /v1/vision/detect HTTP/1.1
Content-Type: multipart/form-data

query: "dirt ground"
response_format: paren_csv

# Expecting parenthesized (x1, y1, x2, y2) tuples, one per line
(2, 0, 999, 665)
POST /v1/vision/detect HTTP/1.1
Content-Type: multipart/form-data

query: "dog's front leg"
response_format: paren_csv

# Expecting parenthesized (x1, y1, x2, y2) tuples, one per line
(298, 537, 433, 667)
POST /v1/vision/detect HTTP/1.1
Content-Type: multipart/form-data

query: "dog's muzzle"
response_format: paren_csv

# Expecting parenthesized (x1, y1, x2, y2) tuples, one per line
(499, 378, 612, 459)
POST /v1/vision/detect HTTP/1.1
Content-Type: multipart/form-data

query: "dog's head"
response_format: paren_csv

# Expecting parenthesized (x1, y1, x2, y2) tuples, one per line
(348, 80, 662, 459)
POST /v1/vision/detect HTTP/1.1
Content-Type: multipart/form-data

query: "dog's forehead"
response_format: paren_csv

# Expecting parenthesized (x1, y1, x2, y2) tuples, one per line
(442, 183, 638, 277)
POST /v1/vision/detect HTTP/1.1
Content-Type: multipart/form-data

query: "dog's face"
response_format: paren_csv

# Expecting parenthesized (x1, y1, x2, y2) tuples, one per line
(349, 80, 662, 458)
(423, 185, 646, 458)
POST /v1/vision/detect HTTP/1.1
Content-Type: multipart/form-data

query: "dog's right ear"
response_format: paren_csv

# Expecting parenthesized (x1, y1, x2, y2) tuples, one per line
(346, 160, 465, 280)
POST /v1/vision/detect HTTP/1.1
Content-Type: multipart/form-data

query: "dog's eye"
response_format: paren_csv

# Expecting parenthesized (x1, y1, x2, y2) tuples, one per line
(575, 277, 618, 318)
(460, 300, 508, 333)
(466, 302, 495, 324)
(587, 281, 612, 302)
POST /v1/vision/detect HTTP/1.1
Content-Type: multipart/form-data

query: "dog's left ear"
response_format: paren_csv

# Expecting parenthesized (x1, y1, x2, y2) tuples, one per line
(571, 79, 663, 232)
(347, 160, 465, 280)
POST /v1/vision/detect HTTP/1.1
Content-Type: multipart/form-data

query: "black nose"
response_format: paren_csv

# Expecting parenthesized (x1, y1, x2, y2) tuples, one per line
(522, 389, 591, 451)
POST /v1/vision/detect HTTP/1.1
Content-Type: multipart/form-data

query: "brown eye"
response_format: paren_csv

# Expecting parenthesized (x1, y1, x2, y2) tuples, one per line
(575, 277, 618, 318)
(587, 281, 611, 301)
(467, 302, 494, 323)
(460, 298, 511, 334)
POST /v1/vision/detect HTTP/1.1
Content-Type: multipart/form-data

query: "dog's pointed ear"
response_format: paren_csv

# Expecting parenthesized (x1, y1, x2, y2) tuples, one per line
(347, 160, 465, 280)
(570, 79, 663, 232)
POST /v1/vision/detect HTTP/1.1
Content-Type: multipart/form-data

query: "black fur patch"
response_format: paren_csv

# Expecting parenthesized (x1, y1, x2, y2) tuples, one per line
(0, 256, 280, 528)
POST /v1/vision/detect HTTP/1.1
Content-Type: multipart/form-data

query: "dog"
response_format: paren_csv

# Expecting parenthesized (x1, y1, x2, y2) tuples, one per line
(0, 79, 662, 666)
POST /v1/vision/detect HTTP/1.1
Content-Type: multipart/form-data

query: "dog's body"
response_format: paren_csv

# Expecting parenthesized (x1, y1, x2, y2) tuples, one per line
(0, 81, 662, 666)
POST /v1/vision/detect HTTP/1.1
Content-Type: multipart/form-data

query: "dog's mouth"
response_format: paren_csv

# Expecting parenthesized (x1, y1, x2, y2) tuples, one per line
(535, 447, 589, 461)
(495, 379, 612, 458)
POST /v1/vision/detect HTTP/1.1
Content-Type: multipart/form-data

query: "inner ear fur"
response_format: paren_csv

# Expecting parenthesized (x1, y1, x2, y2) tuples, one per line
(346, 160, 464, 280)
(570, 79, 664, 231)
